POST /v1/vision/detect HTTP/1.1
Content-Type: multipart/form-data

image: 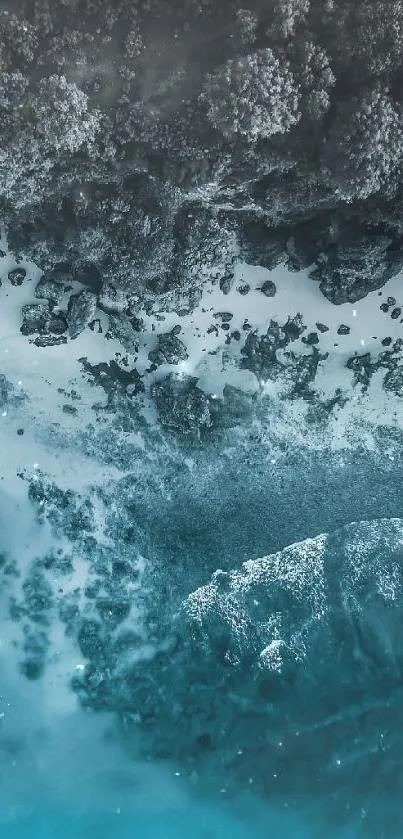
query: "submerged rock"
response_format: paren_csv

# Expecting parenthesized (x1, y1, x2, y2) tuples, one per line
(151, 373, 212, 434)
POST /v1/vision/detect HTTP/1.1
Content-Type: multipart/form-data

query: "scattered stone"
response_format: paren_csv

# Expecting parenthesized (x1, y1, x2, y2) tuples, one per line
(62, 404, 78, 415)
(231, 330, 241, 341)
(380, 303, 389, 312)
(391, 307, 401, 320)
(237, 284, 250, 295)
(8, 267, 26, 286)
(337, 324, 351, 335)
(221, 323, 230, 331)
(259, 280, 276, 297)
(17, 428, 24, 435)
(316, 322, 329, 333)
(67, 290, 97, 338)
(382, 337, 392, 346)
(387, 297, 397, 306)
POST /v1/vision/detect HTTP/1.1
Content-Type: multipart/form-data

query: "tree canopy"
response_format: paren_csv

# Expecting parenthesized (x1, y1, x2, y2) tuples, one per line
(2, 0, 403, 304)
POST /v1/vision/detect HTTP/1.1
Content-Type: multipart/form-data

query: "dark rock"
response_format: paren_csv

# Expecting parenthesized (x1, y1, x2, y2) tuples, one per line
(34, 276, 71, 305)
(383, 367, 403, 396)
(391, 308, 401, 319)
(20, 303, 50, 335)
(387, 297, 397, 306)
(96, 598, 131, 626)
(20, 659, 44, 681)
(259, 280, 277, 297)
(98, 284, 127, 315)
(79, 358, 145, 400)
(78, 619, 105, 660)
(33, 335, 68, 347)
(241, 320, 290, 379)
(337, 324, 351, 335)
(316, 322, 329, 333)
(8, 268, 27, 286)
(283, 314, 305, 341)
(302, 332, 319, 345)
(73, 262, 103, 293)
(380, 303, 389, 312)
(382, 337, 392, 346)
(237, 284, 250, 295)
(310, 234, 400, 304)
(151, 374, 213, 435)
(219, 268, 235, 295)
(88, 319, 102, 333)
(67, 290, 97, 338)
(239, 219, 286, 270)
(48, 314, 68, 335)
(214, 312, 233, 322)
(148, 332, 188, 366)
(290, 347, 327, 398)
(108, 314, 138, 354)
(286, 235, 314, 271)
(346, 352, 373, 388)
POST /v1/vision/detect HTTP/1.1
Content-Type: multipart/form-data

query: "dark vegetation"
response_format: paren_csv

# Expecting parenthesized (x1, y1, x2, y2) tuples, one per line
(2, 0, 403, 304)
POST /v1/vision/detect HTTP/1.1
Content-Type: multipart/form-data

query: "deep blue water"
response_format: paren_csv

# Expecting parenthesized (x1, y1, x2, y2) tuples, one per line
(2, 450, 403, 839)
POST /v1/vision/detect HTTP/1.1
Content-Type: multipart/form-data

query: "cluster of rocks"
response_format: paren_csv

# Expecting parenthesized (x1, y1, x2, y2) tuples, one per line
(150, 373, 214, 435)
(19, 271, 98, 346)
(59, 512, 403, 830)
(347, 338, 403, 394)
(379, 295, 402, 321)
(240, 314, 306, 380)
